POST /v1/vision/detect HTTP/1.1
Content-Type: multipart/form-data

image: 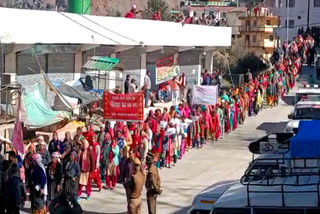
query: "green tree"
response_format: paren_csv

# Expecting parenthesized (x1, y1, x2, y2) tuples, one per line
(143, 0, 172, 21)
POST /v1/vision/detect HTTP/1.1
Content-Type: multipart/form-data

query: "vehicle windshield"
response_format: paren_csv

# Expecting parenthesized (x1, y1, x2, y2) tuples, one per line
(293, 107, 320, 120)
(296, 93, 320, 102)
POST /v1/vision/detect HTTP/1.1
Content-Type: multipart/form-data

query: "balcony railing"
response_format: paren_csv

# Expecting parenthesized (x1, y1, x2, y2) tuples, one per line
(240, 25, 275, 33)
(245, 40, 277, 48)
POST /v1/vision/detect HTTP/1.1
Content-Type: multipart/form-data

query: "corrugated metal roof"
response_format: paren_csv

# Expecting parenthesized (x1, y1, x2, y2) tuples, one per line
(82, 56, 119, 71)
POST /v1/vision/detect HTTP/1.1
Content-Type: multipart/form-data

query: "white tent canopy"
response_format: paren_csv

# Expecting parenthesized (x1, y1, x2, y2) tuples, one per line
(0, 7, 232, 47)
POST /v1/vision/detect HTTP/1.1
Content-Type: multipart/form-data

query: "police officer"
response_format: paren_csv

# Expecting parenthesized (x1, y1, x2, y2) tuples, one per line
(125, 158, 145, 214)
(145, 153, 162, 214)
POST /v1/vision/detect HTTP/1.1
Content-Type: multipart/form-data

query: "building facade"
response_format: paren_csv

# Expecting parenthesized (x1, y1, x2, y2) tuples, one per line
(239, 7, 279, 60)
(272, 0, 320, 42)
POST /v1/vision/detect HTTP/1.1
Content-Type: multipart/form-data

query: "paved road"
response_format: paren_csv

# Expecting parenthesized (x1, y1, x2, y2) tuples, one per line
(21, 66, 316, 214)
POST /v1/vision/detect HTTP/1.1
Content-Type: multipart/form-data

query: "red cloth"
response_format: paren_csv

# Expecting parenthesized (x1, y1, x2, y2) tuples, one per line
(91, 141, 99, 169)
(79, 149, 94, 172)
(152, 12, 161, 20)
(152, 130, 164, 154)
(131, 134, 141, 151)
(12, 115, 24, 154)
(125, 11, 134, 18)
(84, 127, 96, 144)
(90, 169, 102, 189)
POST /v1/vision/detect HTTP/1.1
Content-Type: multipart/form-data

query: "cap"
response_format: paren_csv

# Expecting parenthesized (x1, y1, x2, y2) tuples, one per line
(146, 152, 154, 163)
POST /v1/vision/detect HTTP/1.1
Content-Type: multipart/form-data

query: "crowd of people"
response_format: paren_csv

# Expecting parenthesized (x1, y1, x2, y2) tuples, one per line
(124, 4, 226, 26)
(0, 31, 315, 214)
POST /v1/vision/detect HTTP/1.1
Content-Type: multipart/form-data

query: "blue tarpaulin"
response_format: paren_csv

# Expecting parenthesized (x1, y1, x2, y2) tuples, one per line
(290, 120, 320, 158)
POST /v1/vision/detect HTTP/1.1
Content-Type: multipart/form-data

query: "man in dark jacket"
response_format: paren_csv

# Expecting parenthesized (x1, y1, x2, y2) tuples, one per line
(124, 74, 131, 94)
(49, 191, 83, 214)
(6, 163, 22, 214)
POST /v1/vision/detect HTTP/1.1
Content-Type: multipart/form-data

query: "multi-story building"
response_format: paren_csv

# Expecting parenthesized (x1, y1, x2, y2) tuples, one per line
(239, 7, 279, 60)
(272, 0, 320, 42)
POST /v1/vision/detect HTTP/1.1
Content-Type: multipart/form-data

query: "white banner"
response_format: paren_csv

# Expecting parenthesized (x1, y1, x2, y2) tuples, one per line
(192, 85, 218, 105)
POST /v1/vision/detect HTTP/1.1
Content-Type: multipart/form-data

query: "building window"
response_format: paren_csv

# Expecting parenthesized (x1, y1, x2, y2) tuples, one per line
(269, 35, 274, 41)
(315, 0, 320, 7)
(285, 19, 295, 28)
(286, 0, 295, 7)
(252, 35, 257, 43)
(278, 0, 282, 7)
(266, 20, 271, 26)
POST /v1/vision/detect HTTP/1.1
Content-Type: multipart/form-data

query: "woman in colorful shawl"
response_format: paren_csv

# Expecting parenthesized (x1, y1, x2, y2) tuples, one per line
(146, 110, 157, 133)
(233, 98, 239, 130)
(152, 124, 164, 169)
(100, 132, 112, 182)
(78, 140, 95, 200)
(131, 127, 141, 153)
(187, 113, 201, 148)
(247, 85, 255, 116)
(229, 99, 235, 130)
(29, 153, 47, 214)
(114, 121, 124, 135)
(211, 107, 221, 140)
(224, 101, 231, 133)
(122, 125, 132, 159)
(103, 139, 120, 190)
(162, 107, 170, 122)
(203, 108, 213, 142)
(46, 152, 63, 203)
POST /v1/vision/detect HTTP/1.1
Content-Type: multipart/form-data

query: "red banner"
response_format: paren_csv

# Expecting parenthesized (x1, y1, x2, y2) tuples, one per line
(103, 91, 144, 121)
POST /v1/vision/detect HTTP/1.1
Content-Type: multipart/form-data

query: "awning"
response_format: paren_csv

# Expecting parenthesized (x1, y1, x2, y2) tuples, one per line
(82, 56, 119, 71)
(0, 7, 232, 47)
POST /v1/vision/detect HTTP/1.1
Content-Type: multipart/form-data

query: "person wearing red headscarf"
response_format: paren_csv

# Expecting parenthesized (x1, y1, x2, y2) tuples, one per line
(89, 135, 102, 192)
(152, 124, 164, 169)
(131, 127, 141, 153)
(122, 125, 132, 158)
(83, 126, 95, 145)
(146, 110, 157, 133)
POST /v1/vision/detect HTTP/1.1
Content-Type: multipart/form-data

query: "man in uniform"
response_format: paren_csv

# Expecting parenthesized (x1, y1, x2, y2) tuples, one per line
(145, 153, 162, 214)
(125, 158, 145, 214)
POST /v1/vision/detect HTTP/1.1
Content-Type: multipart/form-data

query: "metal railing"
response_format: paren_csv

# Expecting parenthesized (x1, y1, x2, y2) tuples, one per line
(241, 157, 320, 207)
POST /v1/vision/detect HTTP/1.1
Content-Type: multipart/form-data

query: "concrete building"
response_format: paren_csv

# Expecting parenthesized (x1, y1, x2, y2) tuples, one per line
(0, 7, 231, 92)
(272, 0, 320, 42)
(239, 7, 279, 60)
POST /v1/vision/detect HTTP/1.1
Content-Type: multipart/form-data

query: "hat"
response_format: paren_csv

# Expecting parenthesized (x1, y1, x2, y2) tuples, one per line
(71, 151, 78, 159)
(146, 152, 154, 164)
(134, 158, 141, 166)
(37, 136, 46, 145)
(51, 152, 60, 158)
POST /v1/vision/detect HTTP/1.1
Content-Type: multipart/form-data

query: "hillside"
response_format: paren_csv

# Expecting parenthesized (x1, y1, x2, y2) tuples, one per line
(0, 0, 180, 16)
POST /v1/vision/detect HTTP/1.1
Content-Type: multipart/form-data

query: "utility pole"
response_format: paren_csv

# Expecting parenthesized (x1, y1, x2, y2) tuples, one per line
(307, 0, 311, 29)
(286, 0, 289, 42)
